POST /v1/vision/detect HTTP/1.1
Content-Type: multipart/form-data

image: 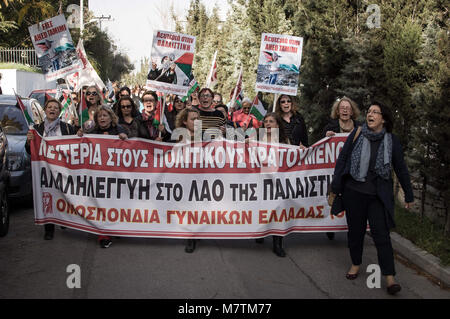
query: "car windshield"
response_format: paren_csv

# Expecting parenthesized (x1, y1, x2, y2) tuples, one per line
(0, 104, 29, 135)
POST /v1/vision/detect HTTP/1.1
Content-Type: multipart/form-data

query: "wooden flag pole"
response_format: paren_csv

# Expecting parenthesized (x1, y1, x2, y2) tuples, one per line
(272, 93, 279, 113)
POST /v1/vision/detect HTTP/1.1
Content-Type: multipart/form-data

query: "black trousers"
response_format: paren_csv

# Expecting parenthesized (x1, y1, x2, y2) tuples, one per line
(343, 186, 396, 276)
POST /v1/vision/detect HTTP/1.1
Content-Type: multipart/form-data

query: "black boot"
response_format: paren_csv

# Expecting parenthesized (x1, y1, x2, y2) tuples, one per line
(326, 232, 335, 240)
(272, 236, 286, 257)
(185, 239, 196, 253)
(44, 224, 54, 240)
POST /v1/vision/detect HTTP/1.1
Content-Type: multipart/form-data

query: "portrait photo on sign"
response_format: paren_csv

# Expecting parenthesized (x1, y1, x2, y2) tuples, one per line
(146, 30, 196, 96)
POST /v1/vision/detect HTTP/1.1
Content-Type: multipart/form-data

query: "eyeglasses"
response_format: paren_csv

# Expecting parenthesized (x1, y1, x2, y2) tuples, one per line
(121, 104, 132, 109)
(143, 99, 156, 103)
(200, 94, 212, 98)
(366, 110, 382, 116)
(86, 91, 98, 96)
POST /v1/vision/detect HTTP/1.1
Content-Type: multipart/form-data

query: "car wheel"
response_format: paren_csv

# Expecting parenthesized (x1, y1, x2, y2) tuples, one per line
(0, 191, 9, 237)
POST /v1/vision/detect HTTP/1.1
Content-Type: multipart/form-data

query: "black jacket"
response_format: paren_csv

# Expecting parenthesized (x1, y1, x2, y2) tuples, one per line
(331, 127, 414, 228)
(322, 118, 360, 137)
(25, 121, 77, 154)
(283, 113, 308, 146)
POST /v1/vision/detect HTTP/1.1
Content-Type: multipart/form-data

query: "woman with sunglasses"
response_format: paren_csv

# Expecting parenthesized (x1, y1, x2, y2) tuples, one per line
(331, 101, 413, 295)
(115, 96, 149, 138)
(82, 85, 102, 133)
(274, 95, 308, 147)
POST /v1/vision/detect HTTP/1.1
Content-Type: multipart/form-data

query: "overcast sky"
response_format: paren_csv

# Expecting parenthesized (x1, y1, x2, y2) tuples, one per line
(89, 0, 229, 72)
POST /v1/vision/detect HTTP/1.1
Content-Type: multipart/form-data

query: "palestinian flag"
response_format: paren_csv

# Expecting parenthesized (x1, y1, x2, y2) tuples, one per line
(174, 52, 194, 78)
(14, 91, 34, 126)
(182, 73, 199, 103)
(152, 92, 164, 127)
(79, 92, 89, 126)
(249, 95, 266, 121)
(59, 92, 72, 122)
(45, 92, 53, 104)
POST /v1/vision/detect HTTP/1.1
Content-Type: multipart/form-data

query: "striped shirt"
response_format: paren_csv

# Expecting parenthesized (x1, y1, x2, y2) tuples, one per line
(193, 106, 226, 137)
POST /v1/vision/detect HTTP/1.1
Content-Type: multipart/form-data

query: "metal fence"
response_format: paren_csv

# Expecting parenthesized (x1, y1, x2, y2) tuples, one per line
(0, 47, 39, 66)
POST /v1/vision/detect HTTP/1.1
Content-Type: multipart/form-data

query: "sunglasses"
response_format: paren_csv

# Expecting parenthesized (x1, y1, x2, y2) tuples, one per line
(86, 91, 98, 96)
(280, 99, 291, 103)
(121, 104, 132, 109)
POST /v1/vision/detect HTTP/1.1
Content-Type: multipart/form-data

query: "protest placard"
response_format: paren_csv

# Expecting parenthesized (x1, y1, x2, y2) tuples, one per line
(255, 33, 303, 96)
(146, 30, 196, 96)
(28, 14, 81, 81)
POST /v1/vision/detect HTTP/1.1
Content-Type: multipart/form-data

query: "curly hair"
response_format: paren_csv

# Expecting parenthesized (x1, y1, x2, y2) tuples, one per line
(330, 96, 360, 120)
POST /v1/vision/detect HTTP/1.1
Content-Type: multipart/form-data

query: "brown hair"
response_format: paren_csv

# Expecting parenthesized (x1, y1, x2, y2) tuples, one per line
(44, 98, 63, 113)
(274, 95, 300, 117)
(175, 108, 200, 129)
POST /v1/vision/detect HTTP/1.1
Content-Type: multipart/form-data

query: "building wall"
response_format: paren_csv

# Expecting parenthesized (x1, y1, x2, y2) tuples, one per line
(0, 69, 56, 97)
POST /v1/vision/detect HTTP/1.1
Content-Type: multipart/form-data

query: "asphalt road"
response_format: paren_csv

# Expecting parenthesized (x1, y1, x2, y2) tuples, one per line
(1, 201, 449, 300)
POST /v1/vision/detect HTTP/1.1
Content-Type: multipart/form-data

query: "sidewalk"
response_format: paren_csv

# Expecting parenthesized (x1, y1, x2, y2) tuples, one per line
(391, 231, 450, 288)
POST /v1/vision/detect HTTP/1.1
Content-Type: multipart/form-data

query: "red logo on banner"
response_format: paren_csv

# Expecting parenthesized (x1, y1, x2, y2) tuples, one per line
(42, 192, 53, 216)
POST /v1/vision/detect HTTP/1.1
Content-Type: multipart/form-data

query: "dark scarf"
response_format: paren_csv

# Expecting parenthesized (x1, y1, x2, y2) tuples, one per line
(350, 123, 392, 181)
(141, 111, 159, 140)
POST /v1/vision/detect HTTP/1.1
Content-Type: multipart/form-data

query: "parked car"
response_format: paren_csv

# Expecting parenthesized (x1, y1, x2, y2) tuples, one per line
(29, 84, 71, 106)
(0, 124, 10, 236)
(0, 95, 44, 201)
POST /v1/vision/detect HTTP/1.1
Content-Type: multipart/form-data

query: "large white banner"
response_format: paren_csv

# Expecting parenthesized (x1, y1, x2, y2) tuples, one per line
(28, 14, 82, 81)
(146, 30, 196, 96)
(255, 33, 303, 96)
(31, 132, 349, 238)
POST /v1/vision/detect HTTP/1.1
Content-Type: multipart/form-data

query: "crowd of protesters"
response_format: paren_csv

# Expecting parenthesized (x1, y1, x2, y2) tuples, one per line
(25, 81, 413, 296)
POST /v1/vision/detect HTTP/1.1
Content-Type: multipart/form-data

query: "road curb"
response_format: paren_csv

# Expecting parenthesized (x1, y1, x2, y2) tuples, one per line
(391, 232, 450, 287)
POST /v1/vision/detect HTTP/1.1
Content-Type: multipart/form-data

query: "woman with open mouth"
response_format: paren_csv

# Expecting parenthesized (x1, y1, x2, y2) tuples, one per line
(26, 98, 78, 240)
(331, 101, 414, 295)
(77, 105, 128, 248)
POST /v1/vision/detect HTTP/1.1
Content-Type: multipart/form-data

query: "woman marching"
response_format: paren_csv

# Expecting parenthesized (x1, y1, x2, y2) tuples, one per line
(322, 96, 361, 241)
(26, 98, 77, 240)
(78, 105, 128, 248)
(256, 112, 291, 257)
(331, 101, 414, 295)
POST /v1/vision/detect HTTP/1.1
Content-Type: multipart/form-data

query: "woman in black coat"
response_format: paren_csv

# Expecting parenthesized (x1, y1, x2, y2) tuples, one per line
(26, 98, 77, 240)
(274, 95, 308, 146)
(331, 101, 414, 295)
(322, 96, 361, 241)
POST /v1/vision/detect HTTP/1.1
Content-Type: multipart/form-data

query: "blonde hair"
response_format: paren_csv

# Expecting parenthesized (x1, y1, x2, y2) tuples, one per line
(94, 105, 118, 128)
(330, 96, 360, 120)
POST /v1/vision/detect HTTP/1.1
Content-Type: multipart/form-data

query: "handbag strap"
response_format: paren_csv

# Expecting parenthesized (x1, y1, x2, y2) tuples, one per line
(353, 125, 362, 143)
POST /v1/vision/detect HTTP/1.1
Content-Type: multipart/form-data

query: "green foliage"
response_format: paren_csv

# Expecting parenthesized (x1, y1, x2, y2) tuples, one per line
(394, 203, 450, 266)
